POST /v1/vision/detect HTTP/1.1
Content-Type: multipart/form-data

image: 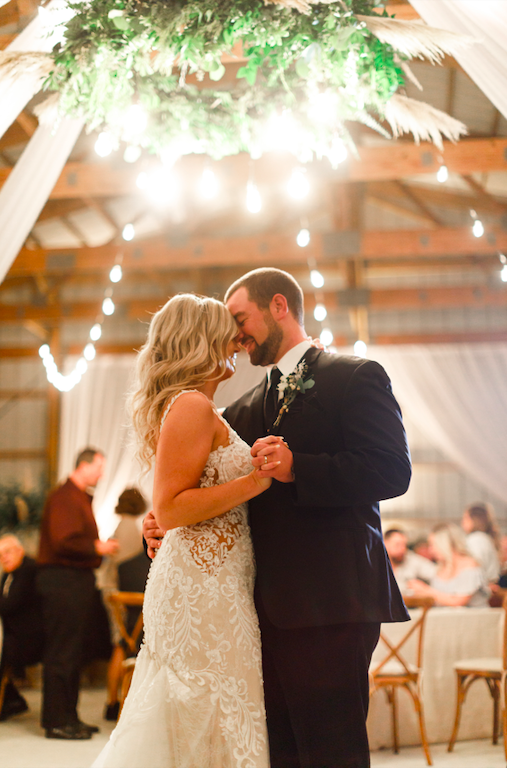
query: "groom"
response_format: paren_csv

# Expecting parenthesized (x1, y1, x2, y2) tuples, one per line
(146, 268, 410, 767)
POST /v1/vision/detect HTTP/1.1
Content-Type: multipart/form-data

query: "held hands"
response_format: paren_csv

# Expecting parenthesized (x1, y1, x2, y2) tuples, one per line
(251, 436, 294, 483)
(94, 538, 119, 556)
(143, 510, 166, 560)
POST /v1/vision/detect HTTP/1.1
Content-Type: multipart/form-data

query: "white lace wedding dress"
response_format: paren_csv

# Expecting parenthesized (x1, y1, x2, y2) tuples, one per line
(92, 392, 269, 768)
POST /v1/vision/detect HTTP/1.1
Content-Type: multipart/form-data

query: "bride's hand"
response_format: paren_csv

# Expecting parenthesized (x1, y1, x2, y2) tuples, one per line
(250, 468, 273, 491)
(143, 510, 166, 559)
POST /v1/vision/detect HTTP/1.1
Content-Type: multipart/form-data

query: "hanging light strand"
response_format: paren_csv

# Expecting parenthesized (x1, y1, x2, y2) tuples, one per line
(39, 250, 124, 391)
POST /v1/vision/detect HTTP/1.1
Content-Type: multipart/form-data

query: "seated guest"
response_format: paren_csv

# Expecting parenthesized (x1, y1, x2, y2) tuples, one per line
(408, 523, 490, 607)
(101, 488, 148, 721)
(461, 502, 501, 585)
(384, 528, 437, 594)
(0, 534, 44, 721)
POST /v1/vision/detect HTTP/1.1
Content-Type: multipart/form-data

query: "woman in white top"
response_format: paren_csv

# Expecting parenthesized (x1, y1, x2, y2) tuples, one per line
(407, 523, 489, 608)
(461, 502, 501, 585)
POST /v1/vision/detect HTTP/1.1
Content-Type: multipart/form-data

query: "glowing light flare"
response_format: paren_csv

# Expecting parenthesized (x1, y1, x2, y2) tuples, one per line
(310, 269, 325, 289)
(501, 265, 507, 282)
(311, 91, 338, 125)
(199, 168, 219, 200)
(319, 328, 334, 347)
(145, 167, 179, 206)
(76, 358, 88, 375)
(327, 137, 348, 169)
(354, 340, 368, 358)
(109, 264, 122, 283)
(246, 182, 262, 214)
(314, 303, 327, 322)
(296, 228, 310, 248)
(94, 131, 115, 158)
(288, 169, 310, 200)
(39, 344, 50, 359)
(124, 145, 142, 164)
(125, 104, 148, 137)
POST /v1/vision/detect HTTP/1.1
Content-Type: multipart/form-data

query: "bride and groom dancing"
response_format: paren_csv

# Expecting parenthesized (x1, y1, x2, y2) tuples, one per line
(93, 268, 410, 768)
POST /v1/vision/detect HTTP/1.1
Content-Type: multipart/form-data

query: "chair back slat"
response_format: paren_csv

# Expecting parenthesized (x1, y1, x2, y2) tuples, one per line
(107, 590, 145, 655)
(371, 596, 434, 678)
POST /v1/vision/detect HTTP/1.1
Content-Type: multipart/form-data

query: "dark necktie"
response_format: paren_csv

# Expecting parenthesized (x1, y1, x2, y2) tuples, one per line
(264, 366, 282, 428)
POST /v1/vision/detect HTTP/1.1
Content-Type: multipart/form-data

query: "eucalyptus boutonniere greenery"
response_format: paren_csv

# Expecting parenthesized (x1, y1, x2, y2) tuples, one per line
(273, 362, 315, 428)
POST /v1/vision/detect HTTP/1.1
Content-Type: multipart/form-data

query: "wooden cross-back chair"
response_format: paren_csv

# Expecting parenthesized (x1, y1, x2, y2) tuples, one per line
(107, 591, 145, 710)
(369, 595, 435, 766)
(448, 590, 507, 758)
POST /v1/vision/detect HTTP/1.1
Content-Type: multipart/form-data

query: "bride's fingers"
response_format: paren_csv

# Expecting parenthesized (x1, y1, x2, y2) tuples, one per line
(256, 460, 281, 475)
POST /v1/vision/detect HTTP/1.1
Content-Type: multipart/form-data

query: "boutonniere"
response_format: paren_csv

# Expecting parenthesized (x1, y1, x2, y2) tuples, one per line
(273, 362, 315, 427)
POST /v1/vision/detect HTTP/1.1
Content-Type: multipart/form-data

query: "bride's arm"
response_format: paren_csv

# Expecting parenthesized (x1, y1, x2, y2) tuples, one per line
(153, 393, 273, 530)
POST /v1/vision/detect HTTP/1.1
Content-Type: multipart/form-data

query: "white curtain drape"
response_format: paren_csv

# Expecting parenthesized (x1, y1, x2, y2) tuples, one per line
(0, 106, 83, 284)
(370, 343, 507, 505)
(409, 0, 507, 120)
(0, 0, 73, 140)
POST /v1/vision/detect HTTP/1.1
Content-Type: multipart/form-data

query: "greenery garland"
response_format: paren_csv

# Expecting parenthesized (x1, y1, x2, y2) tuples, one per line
(46, 0, 406, 161)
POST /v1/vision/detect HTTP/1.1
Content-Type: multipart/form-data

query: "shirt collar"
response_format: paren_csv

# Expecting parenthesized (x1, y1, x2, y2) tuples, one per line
(268, 340, 313, 380)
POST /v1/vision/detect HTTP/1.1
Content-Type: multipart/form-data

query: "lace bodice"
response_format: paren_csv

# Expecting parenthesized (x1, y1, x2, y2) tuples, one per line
(107, 390, 269, 768)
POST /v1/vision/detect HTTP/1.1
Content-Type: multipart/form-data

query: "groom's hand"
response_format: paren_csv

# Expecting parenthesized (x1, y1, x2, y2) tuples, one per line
(143, 510, 166, 559)
(251, 436, 294, 483)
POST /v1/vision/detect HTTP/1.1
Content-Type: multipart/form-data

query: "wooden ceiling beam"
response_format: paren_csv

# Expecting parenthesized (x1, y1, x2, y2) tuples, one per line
(368, 180, 507, 217)
(15, 110, 38, 138)
(2, 282, 506, 324)
(2, 138, 507, 200)
(7, 225, 507, 279)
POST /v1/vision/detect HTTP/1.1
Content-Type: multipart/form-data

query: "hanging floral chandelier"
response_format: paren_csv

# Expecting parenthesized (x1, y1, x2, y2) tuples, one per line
(35, 0, 471, 164)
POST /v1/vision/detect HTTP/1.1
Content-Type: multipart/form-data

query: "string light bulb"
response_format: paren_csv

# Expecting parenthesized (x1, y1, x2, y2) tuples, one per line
(122, 223, 134, 241)
(314, 303, 327, 322)
(94, 132, 114, 158)
(76, 358, 88, 375)
(310, 269, 325, 289)
(84, 343, 96, 361)
(437, 164, 448, 183)
(90, 323, 102, 341)
(246, 181, 262, 213)
(39, 344, 50, 359)
(472, 219, 484, 238)
(354, 340, 368, 357)
(297, 228, 310, 248)
(102, 297, 115, 316)
(109, 264, 122, 283)
(319, 328, 334, 346)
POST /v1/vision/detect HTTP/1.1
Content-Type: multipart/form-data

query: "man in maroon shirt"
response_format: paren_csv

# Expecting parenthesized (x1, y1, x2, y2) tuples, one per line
(37, 447, 118, 740)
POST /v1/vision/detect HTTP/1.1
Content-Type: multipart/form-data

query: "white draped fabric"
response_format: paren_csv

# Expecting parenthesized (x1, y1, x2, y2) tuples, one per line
(0, 0, 72, 140)
(0, 107, 84, 284)
(409, 0, 507, 120)
(59, 344, 507, 535)
(370, 343, 507, 505)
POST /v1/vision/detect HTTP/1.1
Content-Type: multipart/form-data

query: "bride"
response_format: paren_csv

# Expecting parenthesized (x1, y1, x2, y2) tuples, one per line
(92, 294, 274, 768)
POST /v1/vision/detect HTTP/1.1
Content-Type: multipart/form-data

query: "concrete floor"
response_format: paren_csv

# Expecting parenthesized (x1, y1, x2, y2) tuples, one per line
(0, 687, 504, 768)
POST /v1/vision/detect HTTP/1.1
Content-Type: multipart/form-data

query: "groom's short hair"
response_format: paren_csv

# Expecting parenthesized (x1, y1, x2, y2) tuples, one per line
(225, 268, 304, 326)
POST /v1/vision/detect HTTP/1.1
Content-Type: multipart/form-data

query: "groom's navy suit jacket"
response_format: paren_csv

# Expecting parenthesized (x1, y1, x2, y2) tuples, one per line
(223, 347, 410, 629)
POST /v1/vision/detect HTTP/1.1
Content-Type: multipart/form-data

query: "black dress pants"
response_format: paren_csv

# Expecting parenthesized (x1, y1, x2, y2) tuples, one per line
(36, 567, 96, 729)
(256, 592, 380, 768)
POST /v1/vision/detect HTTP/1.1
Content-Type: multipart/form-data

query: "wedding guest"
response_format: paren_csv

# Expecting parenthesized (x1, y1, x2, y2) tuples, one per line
(384, 528, 436, 594)
(101, 487, 148, 721)
(0, 534, 43, 721)
(412, 534, 435, 562)
(37, 447, 118, 740)
(408, 522, 489, 607)
(461, 502, 501, 585)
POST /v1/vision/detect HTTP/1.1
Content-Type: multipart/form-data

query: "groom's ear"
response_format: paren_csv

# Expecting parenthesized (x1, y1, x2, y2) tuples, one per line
(270, 293, 289, 320)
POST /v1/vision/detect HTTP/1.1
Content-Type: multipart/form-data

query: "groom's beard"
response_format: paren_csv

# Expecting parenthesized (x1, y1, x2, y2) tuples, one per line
(247, 315, 283, 366)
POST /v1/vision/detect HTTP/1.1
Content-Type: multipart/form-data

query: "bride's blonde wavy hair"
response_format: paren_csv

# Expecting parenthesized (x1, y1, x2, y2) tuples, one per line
(130, 293, 238, 470)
